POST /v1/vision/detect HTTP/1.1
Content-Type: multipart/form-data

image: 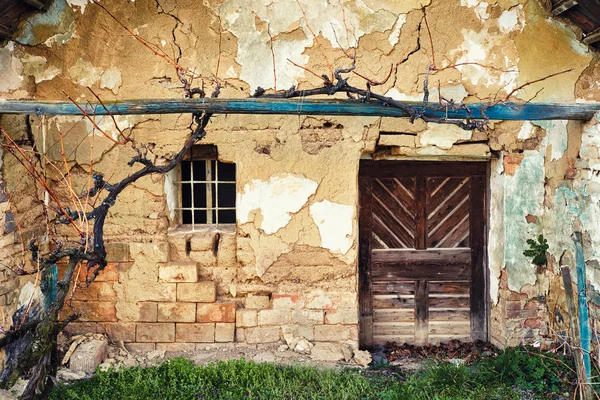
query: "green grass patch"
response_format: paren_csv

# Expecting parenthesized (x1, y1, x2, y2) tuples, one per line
(49, 348, 575, 400)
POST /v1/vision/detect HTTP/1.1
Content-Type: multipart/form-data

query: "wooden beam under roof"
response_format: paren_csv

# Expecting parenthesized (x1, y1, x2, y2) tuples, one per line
(0, 98, 600, 121)
(0, 98, 599, 121)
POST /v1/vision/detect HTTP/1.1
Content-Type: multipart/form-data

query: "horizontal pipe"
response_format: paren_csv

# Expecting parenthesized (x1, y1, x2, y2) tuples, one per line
(0, 98, 599, 121)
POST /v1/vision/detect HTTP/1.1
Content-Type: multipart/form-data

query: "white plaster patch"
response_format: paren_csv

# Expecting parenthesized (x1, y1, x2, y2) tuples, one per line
(100, 67, 123, 95)
(0, 42, 24, 92)
(536, 120, 568, 161)
(384, 87, 421, 102)
(517, 121, 534, 140)
(84, 115, 132, 141)
(67, 0, 89, 13)
(21, 55, 61, 84)
(429, 84, 469, 103)
(388, 14, 407, 47)
(309, 200, 353, 254)
(419, 123, 472, 150)
(237, 173, 318, 234)
(474, 2, 490, 21)
(498, 8, 519, 33)
(18, 281, 42, 308)
(69, 58, 102, 87)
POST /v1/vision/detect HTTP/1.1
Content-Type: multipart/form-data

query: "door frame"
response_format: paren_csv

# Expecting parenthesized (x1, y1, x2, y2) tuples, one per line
(358, 160, 489, 349)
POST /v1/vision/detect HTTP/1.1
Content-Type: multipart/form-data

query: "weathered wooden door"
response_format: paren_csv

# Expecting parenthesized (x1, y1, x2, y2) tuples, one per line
(358, 161, 487, 348)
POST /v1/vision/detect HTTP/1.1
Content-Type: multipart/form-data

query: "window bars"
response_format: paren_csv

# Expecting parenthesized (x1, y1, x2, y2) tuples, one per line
(175, 149, 236, 227)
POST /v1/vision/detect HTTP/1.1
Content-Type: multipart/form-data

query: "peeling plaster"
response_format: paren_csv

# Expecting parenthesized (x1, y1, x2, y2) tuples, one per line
(419, 123, 472, 149)
(388, 14, 407, 47)
(237, 173, 318, 234)
(536, 120, 568, 161)
(218, 0, 398, 91)
(517, 121, 534, 140)
(504, 151, 544, 291)
(21, 55, 60, 84)
(309, 200, 353, 254)
(16, 0, 75, 47)
(489, 158, 505, 305)
(69, 58, 102, 87)
(100, 67, 123, 95)
(0, 43, 23, 92)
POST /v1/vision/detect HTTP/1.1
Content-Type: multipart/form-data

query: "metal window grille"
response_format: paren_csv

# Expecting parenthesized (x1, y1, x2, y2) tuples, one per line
(175, 152, 236, 227)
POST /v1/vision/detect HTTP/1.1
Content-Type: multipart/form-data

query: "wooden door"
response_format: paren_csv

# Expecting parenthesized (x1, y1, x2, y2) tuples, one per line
(358, 161, 487, 348)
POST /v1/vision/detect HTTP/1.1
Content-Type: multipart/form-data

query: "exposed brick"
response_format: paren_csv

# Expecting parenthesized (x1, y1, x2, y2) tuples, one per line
(126, 343, 156, 353)
(136, 323, 175, 342)
(325, 308, 358, 325)
(64, 322, 97, 336)
(177, 282, 216, 303)
(190, 234, 218, 252)
(189, 251, 217, 267)
(93, 263, 120, 282)
(196, 303, 236, 323)
(158, 302, 196, 322)
(72, 282, 116, 302)
(97, 323, 136, 342)
(135, 283, 177, 302)
(156, 343, 197, 352)
(105, 243, 130, 262)
(70, 301, 117, 322)
(314, 325, 352, 341)
(176, 323, 215, 342)
(236, 309, 257, 327)
(245, 294, 270, 309)
(524, 318, 542, 329)
(245, 326, 281, 344)
(504, 154, 524, 175)
(158, 262, 199, 283)
(141, 302, 159, 322)
(215, 323, 235, 342)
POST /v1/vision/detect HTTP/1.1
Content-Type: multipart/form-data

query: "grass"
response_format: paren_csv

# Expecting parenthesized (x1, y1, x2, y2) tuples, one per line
(49, 347, 575, 400)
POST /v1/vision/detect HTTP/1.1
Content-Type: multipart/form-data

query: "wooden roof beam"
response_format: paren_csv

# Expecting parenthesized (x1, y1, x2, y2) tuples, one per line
(583, 28, 600, 45)
(552, 0, 578, 16)
(0, 98, 599, 121)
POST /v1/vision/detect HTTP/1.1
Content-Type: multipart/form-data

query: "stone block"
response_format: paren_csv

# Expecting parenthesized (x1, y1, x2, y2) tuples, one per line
(325, 308, 358, 325)
(158, 262, 199, 283)
(71, 301, 117, 322)
(189, 251, 217, 267)
(245, 326, 281, 344)
(69, 339, 108, 374)
(126, 343, 156, 353)
(176, 323, 215, 342)
(156, 343, 197, 352)
(272, 294, 304, 309)
(97, 323, 136, 342)
(158, 302, 196, 322)
(136, 323, 175, 342)
(235, 328, 245, 343)
(258, 309, 323, 326)
(245, 294, 270, 309)
(282, 325, 314, 341)
(117, 302, 158, 322)
(190, 233, 217, 252)
(196, 302, 236, 323)
(105, 243, 130, 262)
(132, 283, 177, 302)
(72, 282, 116, 302)
(378, 134, 416, 147)
(215, 323, 235, 343)
(236, 309, 257, 327)
(314, 325, 352, 341)
(310, 342, 352, 362)
(177, 282, 216, 303)
(64, 322, 97, 336)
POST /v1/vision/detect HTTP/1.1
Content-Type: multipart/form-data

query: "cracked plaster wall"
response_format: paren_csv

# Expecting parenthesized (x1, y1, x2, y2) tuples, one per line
(0, 0, 599, 346)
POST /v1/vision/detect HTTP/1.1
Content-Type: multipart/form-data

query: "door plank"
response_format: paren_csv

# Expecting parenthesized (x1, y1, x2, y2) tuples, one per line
(371, 249, 471, 264)
(415, 280, 429, 345)
(372, 263, 471, 281)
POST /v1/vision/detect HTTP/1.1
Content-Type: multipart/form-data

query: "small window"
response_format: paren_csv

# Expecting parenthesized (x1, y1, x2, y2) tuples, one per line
(175, 145, 236, 227)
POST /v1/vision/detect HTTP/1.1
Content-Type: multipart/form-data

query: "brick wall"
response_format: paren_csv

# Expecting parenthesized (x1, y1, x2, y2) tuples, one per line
(63, 231, 359, 350)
